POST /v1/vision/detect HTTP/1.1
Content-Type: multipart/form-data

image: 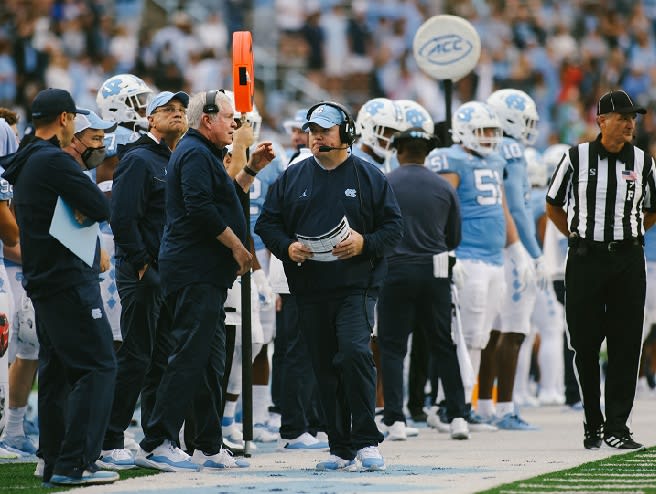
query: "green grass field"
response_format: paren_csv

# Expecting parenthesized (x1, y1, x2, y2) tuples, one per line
(479, 446, 656, 493)
(0, 462, 161, 494)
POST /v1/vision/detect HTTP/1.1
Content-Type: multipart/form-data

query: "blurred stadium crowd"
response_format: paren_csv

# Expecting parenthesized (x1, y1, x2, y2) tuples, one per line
(1, 0, 656, 153)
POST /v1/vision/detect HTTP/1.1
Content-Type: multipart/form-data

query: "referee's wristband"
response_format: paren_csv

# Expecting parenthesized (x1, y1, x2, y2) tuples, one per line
(243, 165, 258, 177)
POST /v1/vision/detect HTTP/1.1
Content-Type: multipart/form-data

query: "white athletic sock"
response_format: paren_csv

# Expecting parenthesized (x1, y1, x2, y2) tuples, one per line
(496, 401, 515, 417)
(252, 385, 270, 425)
(3, 406, 27, 438)
(477, 399, 495, 419)
(223, 400, 238, 422)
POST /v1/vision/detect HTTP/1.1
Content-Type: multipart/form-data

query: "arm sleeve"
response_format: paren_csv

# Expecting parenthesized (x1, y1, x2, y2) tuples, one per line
(180, 150, 227, 239)
(50, 155, 110, 222)
(110, 152, 151, 267)
(445, 186, 462, 251)
(643, 156, 656, 213)
(546, 149, 574, 207)
(254, 174, 296, 261)
(361, 175, 403, 258)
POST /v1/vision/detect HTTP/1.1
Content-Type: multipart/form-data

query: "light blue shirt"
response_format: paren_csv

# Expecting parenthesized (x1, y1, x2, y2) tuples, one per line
(427, 144, 506, 265)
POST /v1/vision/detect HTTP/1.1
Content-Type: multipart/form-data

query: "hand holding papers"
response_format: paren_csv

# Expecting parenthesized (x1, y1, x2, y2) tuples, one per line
(296, 216, 352, 262)
(49, 197, 100, 267)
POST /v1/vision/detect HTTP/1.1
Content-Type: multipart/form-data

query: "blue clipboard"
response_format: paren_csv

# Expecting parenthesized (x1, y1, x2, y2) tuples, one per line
(48, 197, 99, 267)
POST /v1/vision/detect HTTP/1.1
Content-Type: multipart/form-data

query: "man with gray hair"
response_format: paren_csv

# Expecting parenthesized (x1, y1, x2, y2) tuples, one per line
(135, 89, 274, 472)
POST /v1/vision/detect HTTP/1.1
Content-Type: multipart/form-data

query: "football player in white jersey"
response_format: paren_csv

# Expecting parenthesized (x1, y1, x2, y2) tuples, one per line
(426, 101, 529, 430)
(95, 74, 154, 348)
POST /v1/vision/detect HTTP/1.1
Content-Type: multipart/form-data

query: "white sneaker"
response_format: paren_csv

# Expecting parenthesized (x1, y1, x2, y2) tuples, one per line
(222, 422, 244, 442)
(449, 418, 470, 440)
(278, 432, 328, 451)
(0, 446, 19, 459)
(124, 430, 140, 454)
(252, 424, 279, 442)
(97, 448, 136, 470)
(385, 421, 407, 441)
(538, 391, 566, 406)
(426, 407, 450, 433)
(356, 445, 385, 471)
(405, 425, 419, 437)
(191, 448, 249, 469)
(266, 412, 281, 431)
(316, 431, 329, 443)
(134, 440, 200, 472)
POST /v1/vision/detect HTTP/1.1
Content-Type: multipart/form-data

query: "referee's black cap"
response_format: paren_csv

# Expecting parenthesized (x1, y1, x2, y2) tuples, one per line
(597, 90, 646, 115)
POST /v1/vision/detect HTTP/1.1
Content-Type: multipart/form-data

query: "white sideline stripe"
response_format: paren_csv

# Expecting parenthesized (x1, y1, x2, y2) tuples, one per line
(519, 482, 655, 489)
(501, 491, 632, 494)
(538, 478, 656, 484)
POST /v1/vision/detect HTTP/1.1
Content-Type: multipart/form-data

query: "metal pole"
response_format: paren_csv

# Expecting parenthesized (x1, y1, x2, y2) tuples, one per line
(240, 173, 253, 458)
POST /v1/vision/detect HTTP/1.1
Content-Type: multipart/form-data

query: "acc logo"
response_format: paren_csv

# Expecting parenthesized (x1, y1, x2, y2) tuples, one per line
(344, 188, 357, 198)
(417, 35, 473, 66)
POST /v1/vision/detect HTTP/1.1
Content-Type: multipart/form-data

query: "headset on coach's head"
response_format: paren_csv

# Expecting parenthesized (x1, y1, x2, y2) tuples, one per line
(390, 128, 440, 152)
(306, 101, 357, 145)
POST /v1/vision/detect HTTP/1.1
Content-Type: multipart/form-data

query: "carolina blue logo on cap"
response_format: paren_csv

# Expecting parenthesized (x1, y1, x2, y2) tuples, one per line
(302, 105, 344, 131)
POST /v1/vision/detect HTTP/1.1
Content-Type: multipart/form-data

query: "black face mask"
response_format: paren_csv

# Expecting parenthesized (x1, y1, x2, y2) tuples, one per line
(80, 145, 106, 169)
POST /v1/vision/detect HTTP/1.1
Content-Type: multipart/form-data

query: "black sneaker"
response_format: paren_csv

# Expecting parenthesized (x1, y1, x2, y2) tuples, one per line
(583, 423, 603, 449)
(603, 430, 643, 449)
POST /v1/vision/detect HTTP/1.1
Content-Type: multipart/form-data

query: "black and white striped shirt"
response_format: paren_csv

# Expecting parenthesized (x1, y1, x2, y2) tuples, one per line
(546, 135, 656, 242)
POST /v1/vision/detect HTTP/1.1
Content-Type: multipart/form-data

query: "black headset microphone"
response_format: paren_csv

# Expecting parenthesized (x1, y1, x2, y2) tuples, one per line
(318, 145, 349, 152)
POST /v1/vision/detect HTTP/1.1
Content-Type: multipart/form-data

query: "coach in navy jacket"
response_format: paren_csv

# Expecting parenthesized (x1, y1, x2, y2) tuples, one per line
(1, 89, 116, 485)
(137, 90, 274, 470)
(255, 102, 402, 471)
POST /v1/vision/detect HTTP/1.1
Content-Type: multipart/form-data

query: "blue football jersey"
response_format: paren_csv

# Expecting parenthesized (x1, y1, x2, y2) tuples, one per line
(499, 137, 542, 259)
(250, 141, 287, 251)
(0, 165, 11, 264)
(104, 125, 142, 159)
(427, 144, 506, 265)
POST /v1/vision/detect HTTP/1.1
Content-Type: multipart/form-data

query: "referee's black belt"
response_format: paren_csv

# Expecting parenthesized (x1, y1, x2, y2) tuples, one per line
(585, 238, 642, 253)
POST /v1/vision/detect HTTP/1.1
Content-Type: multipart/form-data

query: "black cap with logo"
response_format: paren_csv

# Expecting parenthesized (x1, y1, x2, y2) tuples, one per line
(596, 90, 646, 115)
(31, 89, 90, 119)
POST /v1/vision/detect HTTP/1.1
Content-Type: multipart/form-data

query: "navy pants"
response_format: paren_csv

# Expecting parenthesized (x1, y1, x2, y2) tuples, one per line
(34, 282, 116, 481)
(140, 283, 227, 455)
(298, 291, 383, 461)
(378, 267, 466, 425)
(277, 294, 325, 439)
(103, 261, 173, 450)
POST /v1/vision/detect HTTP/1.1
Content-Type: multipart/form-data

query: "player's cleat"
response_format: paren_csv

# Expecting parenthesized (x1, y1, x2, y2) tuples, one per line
(50, 470, 119, 485)
(97, 448, 136, 470)
(134, 440, 200, 472)
(0, 437, 34, 456)
(191, 448, 249, 469)
(583, 423, 603, 449)
(316, 454, 357, 471)
(449, 418, 470, 440)
(466, 411, 498, 432)
(357, 446, 385, 471)
(494, 413, 538, 431)
(278, 432, 328, 450)
(0, 445, 19, 459)
(604, 429, 643, 450)
(252, 423, 279, 442)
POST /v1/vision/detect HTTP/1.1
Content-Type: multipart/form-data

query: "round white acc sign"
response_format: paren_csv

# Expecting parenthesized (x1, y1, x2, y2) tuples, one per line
(413, 15, 481, 82)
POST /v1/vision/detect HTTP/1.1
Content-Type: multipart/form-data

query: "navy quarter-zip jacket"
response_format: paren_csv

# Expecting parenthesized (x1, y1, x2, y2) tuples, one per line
(255, 154, 403, 296)
(1, 135, 109, 299)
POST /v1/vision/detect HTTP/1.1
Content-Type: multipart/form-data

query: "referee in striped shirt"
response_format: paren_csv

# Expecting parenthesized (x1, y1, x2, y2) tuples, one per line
(546, 89, 656, 450)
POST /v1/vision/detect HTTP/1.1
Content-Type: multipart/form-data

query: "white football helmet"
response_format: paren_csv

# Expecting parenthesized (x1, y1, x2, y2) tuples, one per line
(395, 99, 434, 134)
(486, 89, 539, 145)
(96, 74, 153, 127)
(223, 90, 262, 141)
(525, 147, 547, 187)
(542, 143, 570, 180)
(356, 98, 404, 159)
(451, 101, 502, 155)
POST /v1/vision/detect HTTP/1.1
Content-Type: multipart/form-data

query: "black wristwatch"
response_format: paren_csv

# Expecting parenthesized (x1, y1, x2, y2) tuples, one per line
(244, 165, 257, 177)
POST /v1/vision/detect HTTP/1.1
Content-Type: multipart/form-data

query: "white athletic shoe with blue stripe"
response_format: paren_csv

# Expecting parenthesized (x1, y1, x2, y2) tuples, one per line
(191, 448, 249, 469)
(50, 470, 119, 485)
(97, 448, 136, 470)
(134, 440, 200, 472)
